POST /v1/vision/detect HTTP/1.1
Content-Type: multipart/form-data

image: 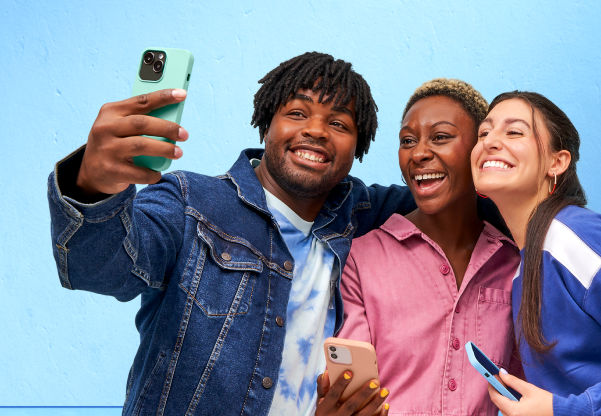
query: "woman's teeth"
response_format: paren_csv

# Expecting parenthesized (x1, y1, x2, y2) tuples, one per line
(295, 151, 325, 163)
(483, 160, 511, 169)
(413, 172, 445, 181)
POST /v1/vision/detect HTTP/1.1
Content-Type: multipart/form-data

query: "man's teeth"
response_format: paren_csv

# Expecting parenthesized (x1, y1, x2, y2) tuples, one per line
(413, 172, 445, 181)
(483, 160, 511, 169)
(295, 151, 325, 163)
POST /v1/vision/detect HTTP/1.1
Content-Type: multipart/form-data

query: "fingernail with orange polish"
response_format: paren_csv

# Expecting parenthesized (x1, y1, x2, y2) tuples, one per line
(380, 388, 389, 398)
(384, 403, 390, 410)
(344, 371, 352, 380)
(369, 380, 379, 389)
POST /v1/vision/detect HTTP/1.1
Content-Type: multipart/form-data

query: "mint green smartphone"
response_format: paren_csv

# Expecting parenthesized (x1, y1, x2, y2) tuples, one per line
(132, 47, 194, 171)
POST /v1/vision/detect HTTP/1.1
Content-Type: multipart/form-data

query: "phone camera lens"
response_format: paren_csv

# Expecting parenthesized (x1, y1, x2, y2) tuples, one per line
(329, 346, 336, 352)
(331, 353, 338, 359)
(152, 60, 164, 73)
(143, 52, 154, 65)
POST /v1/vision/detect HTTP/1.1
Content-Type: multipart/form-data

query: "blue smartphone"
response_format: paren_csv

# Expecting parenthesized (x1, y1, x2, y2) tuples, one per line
(131, 47, 194, 171)
(465, 341, 521, 401)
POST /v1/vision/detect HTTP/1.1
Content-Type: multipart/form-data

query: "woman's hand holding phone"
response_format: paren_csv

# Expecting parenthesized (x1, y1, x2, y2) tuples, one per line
(77, 88, 188, 196)
(315, 370, 389, 416)
(488, 370, 553, 416)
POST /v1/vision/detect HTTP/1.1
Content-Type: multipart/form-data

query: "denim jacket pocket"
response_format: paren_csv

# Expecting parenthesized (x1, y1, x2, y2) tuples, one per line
(476, 286, 513, 368)
(179, 220, 264, 316)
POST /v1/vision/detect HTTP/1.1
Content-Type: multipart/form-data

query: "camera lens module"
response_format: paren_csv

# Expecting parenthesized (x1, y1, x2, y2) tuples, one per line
(329, 346, 336, 352)
(331, 353, 338, 359)
(152, 60, 164, 73)
(143, 52, 154, 65)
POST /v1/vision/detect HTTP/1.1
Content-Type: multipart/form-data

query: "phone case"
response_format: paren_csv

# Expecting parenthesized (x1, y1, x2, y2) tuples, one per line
(465, 341, 521, 401)
(324, 337, 379, 401)
(132, 47, 194, 171)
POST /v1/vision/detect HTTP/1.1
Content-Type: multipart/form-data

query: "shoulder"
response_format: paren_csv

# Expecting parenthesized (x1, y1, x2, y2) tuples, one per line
(351, 214, 412, 249)
(544, 205, 601, 289)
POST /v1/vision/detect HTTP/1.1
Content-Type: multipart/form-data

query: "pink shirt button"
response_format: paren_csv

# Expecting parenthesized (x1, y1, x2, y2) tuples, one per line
(452, 338, 460, 350)
(448, 378, 457, 391)
(440, 264, 450, 275)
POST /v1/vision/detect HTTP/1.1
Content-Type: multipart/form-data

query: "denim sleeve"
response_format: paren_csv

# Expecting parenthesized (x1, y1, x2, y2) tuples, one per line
(48, 152, 186, 302)
(553, 382, 601, 416)
(354, 182, 415, 238)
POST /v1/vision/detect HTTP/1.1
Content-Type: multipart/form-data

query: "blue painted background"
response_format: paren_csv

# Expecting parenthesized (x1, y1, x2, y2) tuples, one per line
(3, 0, 600, 412)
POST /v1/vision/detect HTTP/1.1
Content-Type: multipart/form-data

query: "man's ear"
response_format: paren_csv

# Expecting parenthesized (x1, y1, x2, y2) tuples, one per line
(548, 149, 571, 177)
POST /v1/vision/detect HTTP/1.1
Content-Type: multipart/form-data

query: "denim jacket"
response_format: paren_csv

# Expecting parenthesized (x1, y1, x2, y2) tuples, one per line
(48, 148, 415, 415)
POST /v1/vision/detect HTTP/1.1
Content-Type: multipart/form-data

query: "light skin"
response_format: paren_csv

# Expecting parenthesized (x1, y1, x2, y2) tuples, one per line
(399, 95, 482, 288)
(471, 98, 571, 249)
(471, 98, 571, 415)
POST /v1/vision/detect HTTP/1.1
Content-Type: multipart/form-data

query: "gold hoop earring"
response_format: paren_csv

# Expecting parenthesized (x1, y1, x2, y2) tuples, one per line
(549, 172, 557, 195)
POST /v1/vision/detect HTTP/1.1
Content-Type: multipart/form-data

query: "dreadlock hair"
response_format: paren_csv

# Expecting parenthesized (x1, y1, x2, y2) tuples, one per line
(402, 78, 489, 133)
(251, 51, 378, 161)
(488, 91, 586, 354)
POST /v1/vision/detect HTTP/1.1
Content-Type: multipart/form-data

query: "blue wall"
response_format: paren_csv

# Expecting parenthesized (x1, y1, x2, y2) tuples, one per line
(3, 0, 600, 411)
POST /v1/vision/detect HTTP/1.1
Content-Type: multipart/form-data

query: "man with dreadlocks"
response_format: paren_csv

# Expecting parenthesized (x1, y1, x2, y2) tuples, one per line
(47, 52, 415, 415)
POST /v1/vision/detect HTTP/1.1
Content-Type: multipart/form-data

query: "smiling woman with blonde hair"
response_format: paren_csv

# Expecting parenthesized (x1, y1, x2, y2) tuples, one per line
(330, 79, 521, 415)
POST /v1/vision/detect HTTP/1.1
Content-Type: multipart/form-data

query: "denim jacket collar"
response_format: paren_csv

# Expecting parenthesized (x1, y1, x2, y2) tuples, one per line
(226, 148, 356, 236)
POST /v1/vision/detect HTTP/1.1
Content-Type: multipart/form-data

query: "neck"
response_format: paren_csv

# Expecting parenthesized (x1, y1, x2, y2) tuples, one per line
(407, 195, 482, 251)
(492, 191, 546, 249)
(254, 165, 326, 222)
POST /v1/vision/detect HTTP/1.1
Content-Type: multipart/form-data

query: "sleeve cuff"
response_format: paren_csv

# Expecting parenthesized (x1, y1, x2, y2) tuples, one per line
(49, 146, 137, 221)
(553, 392, 593, 416)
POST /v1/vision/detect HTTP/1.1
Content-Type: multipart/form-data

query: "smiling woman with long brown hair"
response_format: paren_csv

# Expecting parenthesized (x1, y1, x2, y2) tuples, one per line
(471, 91, 601, 416)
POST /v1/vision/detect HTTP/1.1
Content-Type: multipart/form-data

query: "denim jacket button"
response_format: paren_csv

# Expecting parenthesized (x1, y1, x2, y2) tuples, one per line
(262, 377, 274, 389)
(221, 252, 232, 261)
(275, 316, 285, 327)
(283, 260, 293, 271)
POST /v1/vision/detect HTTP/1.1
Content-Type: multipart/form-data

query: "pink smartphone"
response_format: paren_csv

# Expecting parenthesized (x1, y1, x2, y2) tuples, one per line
(324, 337, 380, 401)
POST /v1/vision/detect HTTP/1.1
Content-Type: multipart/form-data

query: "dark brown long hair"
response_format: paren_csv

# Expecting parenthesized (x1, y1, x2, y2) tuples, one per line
(488, 91, 586, 353)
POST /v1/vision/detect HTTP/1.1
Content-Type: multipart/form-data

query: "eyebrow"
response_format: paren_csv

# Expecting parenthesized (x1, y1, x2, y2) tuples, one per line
(400, 120, 457, 132)
(480, 117, 531, 128)
(291, 93, 354, 117)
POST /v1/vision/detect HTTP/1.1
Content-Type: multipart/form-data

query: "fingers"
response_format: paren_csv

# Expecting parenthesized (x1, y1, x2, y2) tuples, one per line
(121, 136, 183, 160)
(105, 88, 187, 116)
(318, 370, 354, 411)
(488, 384, 513, 415)
(338, 379, 381, 415)
(316, 371, 330, 399)
(111, 115, 188, 142)
(497, 370, 529, 394)
(353, 383, 390, 416)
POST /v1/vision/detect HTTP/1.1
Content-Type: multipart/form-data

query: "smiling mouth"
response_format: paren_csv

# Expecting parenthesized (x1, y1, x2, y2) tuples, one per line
(292, 148, 329, 164)
(413, 172, 446, 188)
(482, 160, 514, 170)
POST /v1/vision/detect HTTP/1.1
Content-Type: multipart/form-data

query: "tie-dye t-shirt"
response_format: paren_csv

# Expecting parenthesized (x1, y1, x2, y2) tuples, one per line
(264, 189, 337, 416)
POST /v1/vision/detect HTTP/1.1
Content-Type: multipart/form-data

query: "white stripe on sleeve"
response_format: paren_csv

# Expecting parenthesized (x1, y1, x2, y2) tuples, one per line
(543, 219, 601, 289)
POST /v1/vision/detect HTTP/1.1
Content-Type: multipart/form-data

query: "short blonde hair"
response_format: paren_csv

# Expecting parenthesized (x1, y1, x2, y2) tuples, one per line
(402, 78, 488, 127)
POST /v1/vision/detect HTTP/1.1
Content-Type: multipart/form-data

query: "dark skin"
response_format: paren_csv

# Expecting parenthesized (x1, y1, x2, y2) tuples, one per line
(74, 88, 388, 413)
(254, 88, 358, 221)
(76, 88, 189, 196)
(399, 95, 483, 288)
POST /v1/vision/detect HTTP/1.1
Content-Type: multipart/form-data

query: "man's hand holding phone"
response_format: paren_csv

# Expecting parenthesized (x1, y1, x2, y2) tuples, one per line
(316, 370, 389, 416)
(76, 88, 188, 196)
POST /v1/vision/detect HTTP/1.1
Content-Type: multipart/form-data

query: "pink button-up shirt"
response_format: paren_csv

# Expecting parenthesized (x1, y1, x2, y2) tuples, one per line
(338, 214, 521, 416)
